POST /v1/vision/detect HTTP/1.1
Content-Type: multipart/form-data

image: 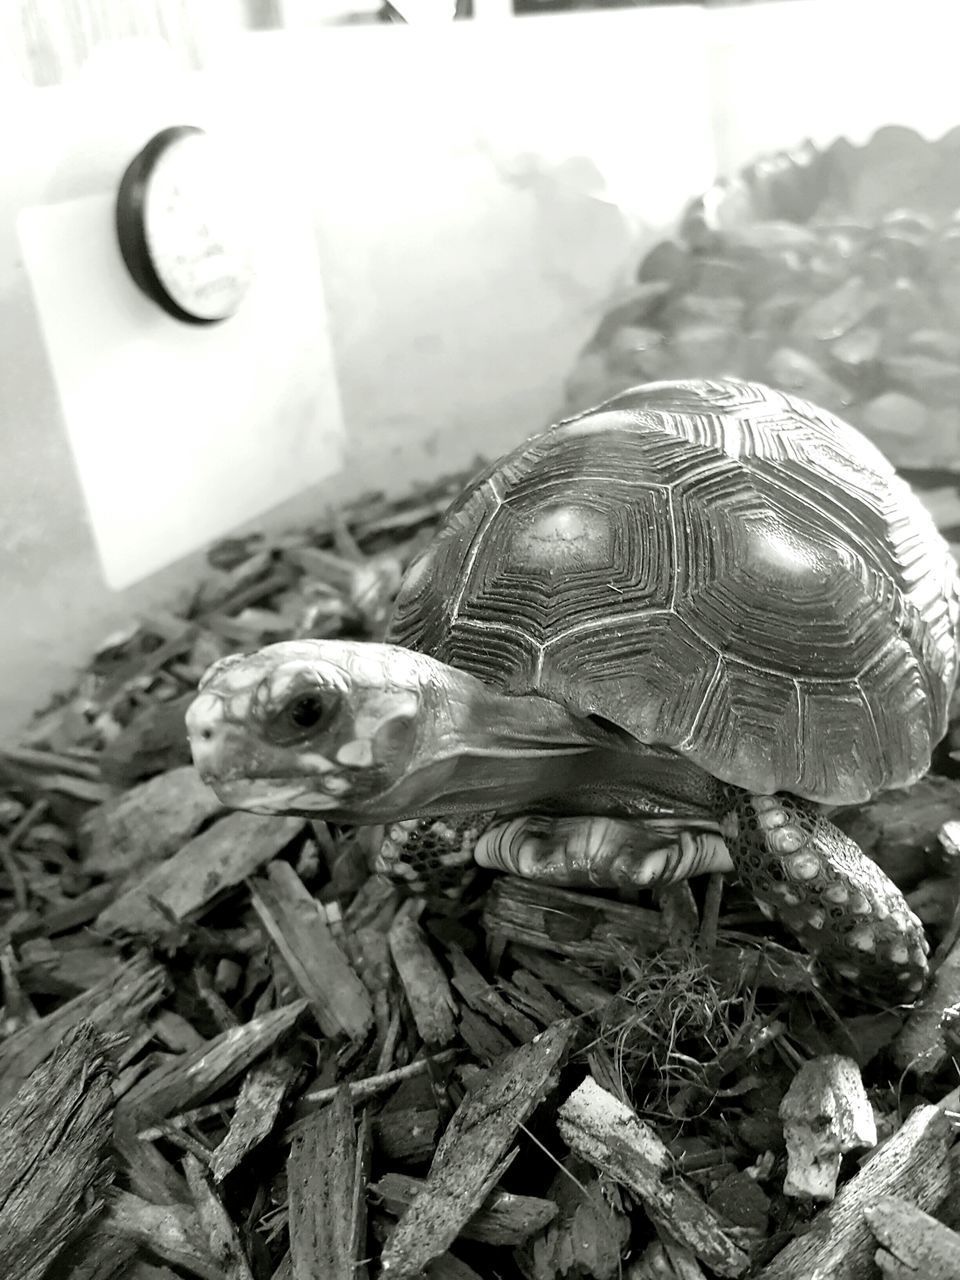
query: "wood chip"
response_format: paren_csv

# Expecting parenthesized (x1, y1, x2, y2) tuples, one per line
(864, 1193, 960, 1278)
(210, 1054, 299, 1184)
(30, 883, 117, 938)
(372, 1170, 557, 1246)
(97, 813, 305, 935)
(779, 1055, 878, 1201)
(152, 1009, 206, 1054)
(379, 1020, 574, 1278)
(483, 876, 665, 961)
(446, 944, 539, 1041)
(120, 999, 307, 1127)
(298, 1050, 458, 1110)
(458, 1005, 515, 1064)
(18, 936, 118, 998)
(510, 968, 571, 1022)
(388, 898, 458, 1047)
(374, 1104, 440, 1165)
(755, 1094, 958, 1279)
(628, 1237, 709, 1278)
(0, 1023, 115, 1280)
(249, 861, 374, 1042)
(80, 766, 223, 876)
(113, 1114, 191, 1206)
(183, 1153, 255, 1280)
(106, 1190, 219, 1280)
(287, 1090, 371, 1280)
(509, 944, 616, 1015)
(522, 1156, 630, 1280)
(0, 952, 169, 1107)
(373, 1074, 440, 1164)
(557, 1076, 750, 1277)
(423, 1256, 485, 1280)
(0, 743, 102, 781)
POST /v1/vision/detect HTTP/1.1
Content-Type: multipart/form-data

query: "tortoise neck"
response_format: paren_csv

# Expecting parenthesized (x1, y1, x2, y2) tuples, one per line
(400, 676, 606, 815)
(378, 669, 721, 821)
(453, 678, 609, 756)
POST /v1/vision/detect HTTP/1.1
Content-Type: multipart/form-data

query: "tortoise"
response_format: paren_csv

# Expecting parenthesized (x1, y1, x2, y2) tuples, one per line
(187, 379, 960, 999)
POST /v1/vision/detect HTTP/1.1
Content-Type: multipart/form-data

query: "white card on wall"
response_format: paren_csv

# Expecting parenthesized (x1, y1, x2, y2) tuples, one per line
(18, 169, 344, 590)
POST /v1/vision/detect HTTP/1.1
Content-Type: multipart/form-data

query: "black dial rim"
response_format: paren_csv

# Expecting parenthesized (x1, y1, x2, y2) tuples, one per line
(115, 125, 225, 327)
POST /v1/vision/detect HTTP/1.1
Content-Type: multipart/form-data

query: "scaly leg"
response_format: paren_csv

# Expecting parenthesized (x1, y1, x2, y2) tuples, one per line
(727, 791, 929, 999)
(375, 815, 485, 896)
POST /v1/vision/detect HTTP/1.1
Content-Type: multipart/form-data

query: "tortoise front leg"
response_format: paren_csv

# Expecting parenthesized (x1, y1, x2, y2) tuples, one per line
(727, 792, 929, 999)
(374, 815, 485, 896)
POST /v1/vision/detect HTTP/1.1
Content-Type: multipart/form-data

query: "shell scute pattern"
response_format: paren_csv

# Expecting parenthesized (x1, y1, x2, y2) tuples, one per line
(387, 380, 960, 805)
(469, 475, 675, 639)
(544, 612, 714, 746)
(683, 661, 802, 797)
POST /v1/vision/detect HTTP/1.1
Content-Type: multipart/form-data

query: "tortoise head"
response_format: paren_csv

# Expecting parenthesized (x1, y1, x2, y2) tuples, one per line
(187, 640, 442, 818)
(186, 638, 612, 821)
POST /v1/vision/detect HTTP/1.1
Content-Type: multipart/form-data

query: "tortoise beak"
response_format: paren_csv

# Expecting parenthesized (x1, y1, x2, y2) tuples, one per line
(203, 777, 340, 815)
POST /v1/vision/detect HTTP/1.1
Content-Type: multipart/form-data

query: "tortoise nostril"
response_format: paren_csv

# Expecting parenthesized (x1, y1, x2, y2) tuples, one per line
(185, 692, 225, 746)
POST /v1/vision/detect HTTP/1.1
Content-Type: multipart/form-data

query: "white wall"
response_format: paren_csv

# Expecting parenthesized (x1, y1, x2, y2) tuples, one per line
(707, 0, 960, 172)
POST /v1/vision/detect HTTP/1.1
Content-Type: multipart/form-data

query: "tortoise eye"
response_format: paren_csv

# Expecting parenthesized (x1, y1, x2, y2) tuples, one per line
(261, 687, 336, 744)
(254, 659, 350, 744)
(287, 694, 326, 730)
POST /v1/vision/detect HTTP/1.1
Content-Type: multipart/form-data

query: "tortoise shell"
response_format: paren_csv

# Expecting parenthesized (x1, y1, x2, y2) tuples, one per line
(388, 380, 960, 806)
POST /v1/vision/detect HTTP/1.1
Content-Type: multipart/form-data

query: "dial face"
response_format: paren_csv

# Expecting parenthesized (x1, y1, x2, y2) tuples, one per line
(117, 127, 256, 324)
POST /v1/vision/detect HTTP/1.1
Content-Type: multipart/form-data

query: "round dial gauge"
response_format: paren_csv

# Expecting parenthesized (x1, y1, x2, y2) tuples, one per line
(116, 126, 255, 324)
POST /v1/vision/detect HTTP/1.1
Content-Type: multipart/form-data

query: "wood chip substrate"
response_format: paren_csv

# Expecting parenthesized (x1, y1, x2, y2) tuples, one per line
(1, 461, 959, 1280)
